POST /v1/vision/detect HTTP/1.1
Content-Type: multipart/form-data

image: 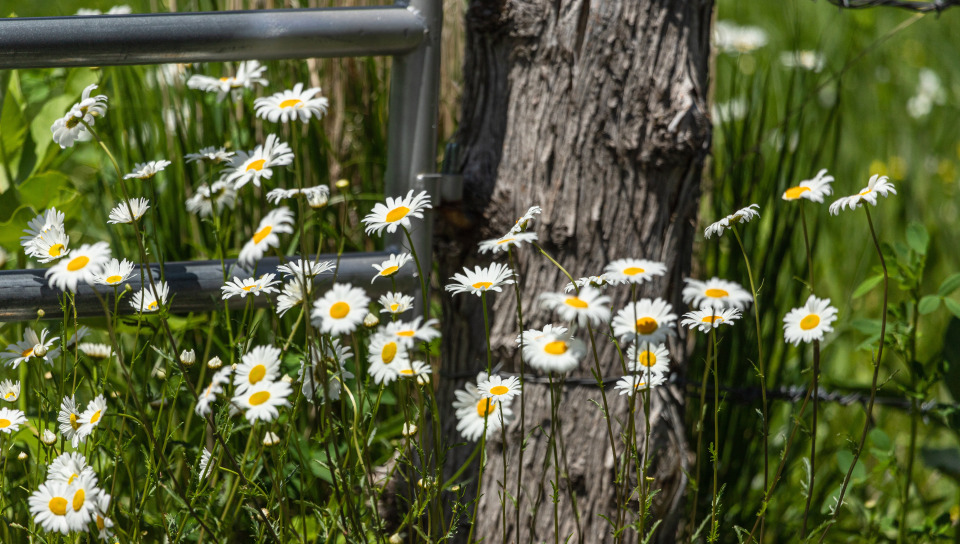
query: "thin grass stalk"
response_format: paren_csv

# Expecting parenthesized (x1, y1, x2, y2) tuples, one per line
(689, 335, 713, 534)
(507, 248, 527, 540)
(709, 326, 720, 543)
(801, 340, 820, 537)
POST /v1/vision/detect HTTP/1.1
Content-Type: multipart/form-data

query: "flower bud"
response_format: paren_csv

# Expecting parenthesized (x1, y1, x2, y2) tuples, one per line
(180, 349, 196, 366)
(33, 343, 48, 358)
(18, 451, 27, 461)
(335, 179, 350, 189)
(402, 422, 418, 437)
(41, 429, 57, 445)
(263, 431, 280, 447)
(207, 356, 223, 369)
(307, 191, 328, 209)
(36, 309, 45, 318)
(363, 313, 379, 328)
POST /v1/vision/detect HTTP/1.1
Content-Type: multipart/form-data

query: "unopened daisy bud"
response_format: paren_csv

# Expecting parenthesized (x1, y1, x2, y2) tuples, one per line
(41, 429, 57, 445)
(180, 349, 196, 366)
(281, 374, 293, 384)
(43, 372, 52, 380)
(124, 283, 133, 291)
(36, 309, 45, 318)
(263, 431, 280, 446)
(155, 368, 167, 380)
(110, 391, 119, 398)
(306, 190, 328, 208)
(417, 477, 434, 489)
(449, 485, 461, 492)
(402, 422, 418, 437)
(389, 535, 403, 544)
(417, 374, 430, 386)
(32, 343, 48, 358)
(18, 451, 27, 460)
(207, 356, 223, 369)
(261, 508, 269, 518)
(363, 312, 379, 328)
(335, 179, 350, 189)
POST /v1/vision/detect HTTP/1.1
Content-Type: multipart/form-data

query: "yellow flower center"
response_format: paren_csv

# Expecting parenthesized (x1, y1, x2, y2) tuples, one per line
(97, 515, 105, 530)
(72, 489, 85, 512)
(490, 385, 509, 395)
(253, 225, 272, 244)
(48, 244, 65, 257)
(800, 314, 820, 330)
(249, 364, 267, 385)
(783, 186, 810, 200)
(544, 340, 568, 355)
(89, 410, 102, 424)
(249, 391, 271, 406)
(380, 265, 399, 276)
(49, 497, 68, 516)
(279, 98, 303, 109)
(476, 398, 497, 417)
(385, 206, 410, 223)
(329, 301, 350, 319)
(858, 188, 872, 196)
(390, 303, 400, 312)
(637, 351, 656, 367)
(67, 473, 78, 485)
(0, 419, 9, 428)
(381, 342, 397, 364)
(67, 256, 89, 271)
(21, 348, 34, 358)
(496, 238, 515, 245)
(471, 281, 492, 290)
(705, 288, 729, 298)
(635, 317, 658, 335)
(3, 392, 13, 399)
(396, 331, 416, 338)
(246, 159, 267, 172)
(147, 300, 159, 311)
(701, 315, 723, 324)
(70, 413, 80, 430)
(242, 284, 256, 292)
(564, 297, 588, 309)
(105, 275, 123, 284)
(65, 116, 81, 129)
(623, 267, 645, 276)
(399, 368, 415, 376)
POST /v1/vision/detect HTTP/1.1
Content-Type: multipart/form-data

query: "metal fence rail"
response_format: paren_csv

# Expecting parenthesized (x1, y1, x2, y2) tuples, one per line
(0, 1, 442, 320)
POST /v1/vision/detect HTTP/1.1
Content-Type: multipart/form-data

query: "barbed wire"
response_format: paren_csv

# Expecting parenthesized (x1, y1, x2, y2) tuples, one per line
(826, 0, 960, 14)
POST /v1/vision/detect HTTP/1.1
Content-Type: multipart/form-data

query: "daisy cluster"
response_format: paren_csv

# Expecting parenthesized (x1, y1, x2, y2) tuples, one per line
(28, 452, 114, 537)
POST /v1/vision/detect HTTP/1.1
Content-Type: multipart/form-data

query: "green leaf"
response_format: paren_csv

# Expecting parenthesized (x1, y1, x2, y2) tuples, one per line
(852, 275, 883, 298)
(945, 298, 960, 319)
(905, 222, 929, 255)
(938, 273, 960, 297)
(868, 428, 891, 450)
(918, 295, 941, 315)
(837, 449, 866, 480)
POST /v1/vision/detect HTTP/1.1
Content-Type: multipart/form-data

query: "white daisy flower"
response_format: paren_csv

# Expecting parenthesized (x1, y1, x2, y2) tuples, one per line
(783, 295, 839, 346)
(0, 407, 26, 433)
(28, 480, 74, 534)
(539, 285, 611, 327)
(478, 231, 539, 254)
(371, 253, 413, 283)
(604, 258, 668, 285)
(713, 21, 768, 54)
(828, 174, 897, 215)
(382, 317, 440, 347)
(477, 374, 522, 403)
(445, 262, 515, 297)
(310, 283, 370, 336)
(780, 50, 825, 72)
(27, 227, 71, 264)
(223, 134, 294, 190)
(2, 328, 60, 368)
(396, 360, 432, 380)
(379, 292, 415, 315)
(196, 367, 233, 417)
(521, 327, 586, 374)
(278, 258, 335, 282)
(0, 379, 20, 402)
(186, 181, 238, 218)
(682, 277, 753, 311)
(123, 160, 171, 180)
(64, 471, 101, 531)
(361, 190, 432, 236)
(234, 345, 281, 394)
(233, 379, 293, 423)
(238, 207, 295, 267)
(625, 343, 671, 378)
(77, 394, 107, 441)
(299, 339, 355, 403)
(78, 343, 113, 359)
(185, 146, 234, 164)
(680, 307, 743, 334)
(366, 333, 410, 385)
(187, 60, 268, 101)
(276, 279, 311, 317)
(57, 396, 84, 448)
(92, 258, 135, 286)
(509, 205, 542, 234)
(254, 83, 329, 123)
(93, 493, 114, 541)
(129, 280, 170, 313)
(197, 448, 213, 480)
(107, 197, 150, 224)
(47, 452, 92, 484)
(266, 184, 330, 205)
(704, 204, 761, 239)
(614, 373, 667, 396)
(221, 274, 281, 299)
(45, 242, 111, 293)
(782, 169, 834, 203)
(611, 299, 678, 345)
(21, 208, 66, 259)
(50, 84, 108, 149)
(452, 373, 514, 442)
(564, 274, 612, 293)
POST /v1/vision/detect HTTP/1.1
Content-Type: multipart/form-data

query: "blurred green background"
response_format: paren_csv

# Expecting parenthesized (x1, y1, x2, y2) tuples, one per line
(2, 0, 959, 542)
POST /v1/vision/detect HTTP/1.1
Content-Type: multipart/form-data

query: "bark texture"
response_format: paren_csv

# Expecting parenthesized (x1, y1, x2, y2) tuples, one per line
(436, 0, 712, 542)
